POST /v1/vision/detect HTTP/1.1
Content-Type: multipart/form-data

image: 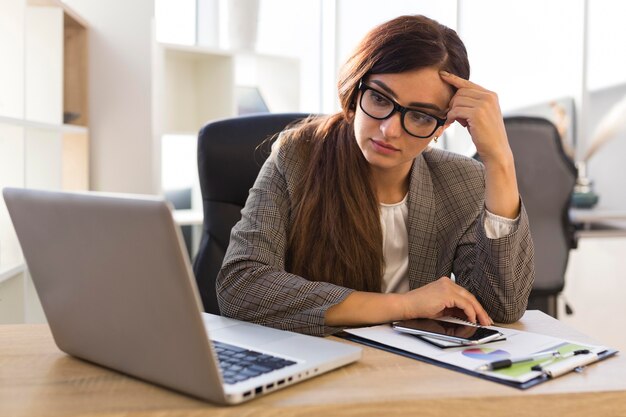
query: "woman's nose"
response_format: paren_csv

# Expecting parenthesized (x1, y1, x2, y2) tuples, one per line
(379, 112, 403, 139)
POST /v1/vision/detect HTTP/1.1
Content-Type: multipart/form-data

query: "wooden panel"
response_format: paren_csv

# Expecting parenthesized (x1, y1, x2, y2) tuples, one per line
(62, 131, 89, 190)
(63, 12, 88, 126)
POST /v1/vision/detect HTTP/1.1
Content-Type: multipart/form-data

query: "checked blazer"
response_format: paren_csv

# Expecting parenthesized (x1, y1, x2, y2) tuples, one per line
(217, 137, 535, 336)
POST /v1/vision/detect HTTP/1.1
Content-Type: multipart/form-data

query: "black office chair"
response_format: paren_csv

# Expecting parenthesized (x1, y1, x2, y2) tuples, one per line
(193, 113, 309, 314)
(504, 116, 577, 318)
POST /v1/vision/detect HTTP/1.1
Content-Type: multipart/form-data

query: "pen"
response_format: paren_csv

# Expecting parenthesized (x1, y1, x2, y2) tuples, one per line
(531, 350, 596, 378)
(476, 350, 561, 371)
(531, 349, 591, 373)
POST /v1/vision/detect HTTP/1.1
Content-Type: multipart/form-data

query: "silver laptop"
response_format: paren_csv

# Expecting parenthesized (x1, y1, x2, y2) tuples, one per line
(3, 187, 361, 405)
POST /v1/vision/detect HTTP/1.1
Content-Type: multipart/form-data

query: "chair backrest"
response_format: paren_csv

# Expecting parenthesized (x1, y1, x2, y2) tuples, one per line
(504, 116, 577, 295)
(193, 113, 309, 314)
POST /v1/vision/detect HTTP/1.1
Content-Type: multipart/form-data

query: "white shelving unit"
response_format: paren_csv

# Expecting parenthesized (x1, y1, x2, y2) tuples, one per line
(153, 41, 301, 220)
(153, 42, 300, 134)
(0, 0, 89, 323)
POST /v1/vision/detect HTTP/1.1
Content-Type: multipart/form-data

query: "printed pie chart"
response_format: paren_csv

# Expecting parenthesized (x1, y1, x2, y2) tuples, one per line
(462, 347, 510, 361)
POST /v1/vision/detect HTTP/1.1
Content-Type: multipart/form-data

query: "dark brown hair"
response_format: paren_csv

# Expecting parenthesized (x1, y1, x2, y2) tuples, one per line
(284, 15, 470, 292)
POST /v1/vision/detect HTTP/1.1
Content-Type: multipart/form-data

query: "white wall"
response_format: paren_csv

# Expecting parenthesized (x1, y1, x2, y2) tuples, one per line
(587, 84, 626, 209)
(583, 0, 626, 209)
(459, 0, 585, 114)
(335, 0, 457, 68)
(587, 0, 626, 92)
(63, 0, 156, 194)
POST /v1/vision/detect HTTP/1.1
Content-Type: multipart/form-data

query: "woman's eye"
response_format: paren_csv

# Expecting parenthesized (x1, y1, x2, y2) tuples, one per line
(408, 111, 433, 125)
(370, 92, 389, 106)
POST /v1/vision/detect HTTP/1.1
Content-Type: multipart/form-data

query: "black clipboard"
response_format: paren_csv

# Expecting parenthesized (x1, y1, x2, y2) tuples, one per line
(338, 331, 618, 390)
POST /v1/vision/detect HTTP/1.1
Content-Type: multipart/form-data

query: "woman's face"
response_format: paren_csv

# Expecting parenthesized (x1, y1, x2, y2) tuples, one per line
(354, 67, 452, 177)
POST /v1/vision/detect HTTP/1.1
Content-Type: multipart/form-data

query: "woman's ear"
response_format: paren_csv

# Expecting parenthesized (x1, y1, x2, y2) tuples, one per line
(346, 102, 356, 118)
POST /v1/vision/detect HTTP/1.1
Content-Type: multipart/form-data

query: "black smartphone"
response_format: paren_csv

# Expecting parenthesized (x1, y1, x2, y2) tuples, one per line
(392, 318, 503, 345)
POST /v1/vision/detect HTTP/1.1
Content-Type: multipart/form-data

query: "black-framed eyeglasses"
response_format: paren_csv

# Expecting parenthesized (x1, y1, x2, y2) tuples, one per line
(358, 82, 446, 139)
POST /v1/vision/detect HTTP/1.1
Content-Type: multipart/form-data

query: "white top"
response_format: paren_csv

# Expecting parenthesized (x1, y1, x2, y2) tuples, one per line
(380, 196, 519, 294)
(380, 195, 410, 293)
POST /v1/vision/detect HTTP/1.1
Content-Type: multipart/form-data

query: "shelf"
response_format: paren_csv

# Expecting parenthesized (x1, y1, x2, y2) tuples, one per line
(159, 42, 235, 58)
(154, 42, 301, 135)
(155, 41, 302, 225)
(0, 262, 26, 284)
(0, 114, 88, 133)
(25, 0, 88, 127)
(28, 0, 88, 26)
(155, 43, 236, 133)
(1, 0, 89, 324)
(159, 42, 300, 62)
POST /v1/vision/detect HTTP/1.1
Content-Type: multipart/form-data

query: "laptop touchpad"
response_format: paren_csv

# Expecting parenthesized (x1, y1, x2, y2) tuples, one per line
(209, 323, 295, 347)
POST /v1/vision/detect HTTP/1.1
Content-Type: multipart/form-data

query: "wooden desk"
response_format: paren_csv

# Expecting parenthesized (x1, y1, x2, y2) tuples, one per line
(1, 311, 625, 417)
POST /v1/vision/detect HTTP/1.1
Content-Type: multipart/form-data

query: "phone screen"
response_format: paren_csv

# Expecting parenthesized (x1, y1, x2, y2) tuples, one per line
(392, 318, 502, 345)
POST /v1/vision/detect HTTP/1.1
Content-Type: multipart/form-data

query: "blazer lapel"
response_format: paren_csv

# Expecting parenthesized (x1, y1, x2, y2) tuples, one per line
(407, 154, 438, 289)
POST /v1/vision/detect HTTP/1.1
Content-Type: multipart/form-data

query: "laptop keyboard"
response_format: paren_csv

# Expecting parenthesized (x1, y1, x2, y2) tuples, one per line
(213, 340, 297, 385)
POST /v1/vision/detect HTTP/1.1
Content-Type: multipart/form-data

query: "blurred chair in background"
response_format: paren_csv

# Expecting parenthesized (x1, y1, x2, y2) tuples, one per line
(504, 116, 577, 317)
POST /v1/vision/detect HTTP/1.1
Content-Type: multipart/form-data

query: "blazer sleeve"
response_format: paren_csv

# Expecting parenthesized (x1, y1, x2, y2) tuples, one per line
(453, 200, 535, 324)
(217, 144, 354, 336)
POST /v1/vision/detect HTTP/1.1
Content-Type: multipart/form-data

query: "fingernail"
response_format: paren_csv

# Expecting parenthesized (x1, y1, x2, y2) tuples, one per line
(440, 70, 450, 76)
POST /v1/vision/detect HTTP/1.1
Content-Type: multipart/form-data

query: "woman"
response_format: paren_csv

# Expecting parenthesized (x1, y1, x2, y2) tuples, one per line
(217, 15, 534, 336)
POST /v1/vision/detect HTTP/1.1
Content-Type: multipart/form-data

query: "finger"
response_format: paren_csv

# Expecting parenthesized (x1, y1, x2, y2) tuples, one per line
(444, 118, 468, 130)
(444, 109, 471, 129)
(439, 70, 482, 90)
(448, 95, 483, 111)
(471, 303, 493, 326)
(446, 105, 490, 127)
(447, 296, 478, 324)
(463, 295, 492, 326)
(450, 87, 489, 101)
(442, 307, 466, 319)
(453, 287, 492, 326)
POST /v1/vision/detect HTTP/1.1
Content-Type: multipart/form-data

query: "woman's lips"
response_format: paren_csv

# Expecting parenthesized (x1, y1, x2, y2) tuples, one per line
(371, 138, 400, 154)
